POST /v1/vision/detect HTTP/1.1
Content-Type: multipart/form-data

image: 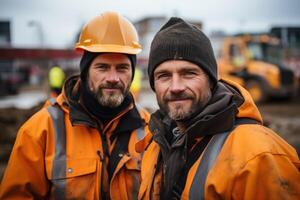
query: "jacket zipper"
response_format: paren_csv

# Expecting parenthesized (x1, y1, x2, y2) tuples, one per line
(97, 150, 107, 199)
(95, 105, 133, 199)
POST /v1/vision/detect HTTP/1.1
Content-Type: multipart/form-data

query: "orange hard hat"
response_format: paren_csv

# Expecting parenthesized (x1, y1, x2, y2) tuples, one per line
(76, 11, 142, 54)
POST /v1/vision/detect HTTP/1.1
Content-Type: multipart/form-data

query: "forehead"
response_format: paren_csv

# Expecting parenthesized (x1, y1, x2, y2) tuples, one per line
(154, 60, 205, 73)
(91, 53, 131, 64)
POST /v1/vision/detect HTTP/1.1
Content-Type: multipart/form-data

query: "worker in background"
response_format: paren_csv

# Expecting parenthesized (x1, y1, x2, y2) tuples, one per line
(49, 65, 65, 97)
(137, 17, 300, 200)
(130, 67, 143, 101)
(0, 11, 150, 199)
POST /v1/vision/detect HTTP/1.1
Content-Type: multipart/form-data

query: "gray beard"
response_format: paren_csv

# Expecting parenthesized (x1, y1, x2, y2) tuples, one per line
(159, 90, 212, 121)
(95, 87, 130, 108)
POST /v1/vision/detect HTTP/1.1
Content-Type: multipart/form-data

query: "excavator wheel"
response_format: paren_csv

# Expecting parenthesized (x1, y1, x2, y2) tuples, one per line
(245, 80, 268, 103)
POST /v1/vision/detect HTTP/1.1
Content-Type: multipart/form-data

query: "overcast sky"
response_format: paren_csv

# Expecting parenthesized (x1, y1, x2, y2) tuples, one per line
(1, 0, 300, 48)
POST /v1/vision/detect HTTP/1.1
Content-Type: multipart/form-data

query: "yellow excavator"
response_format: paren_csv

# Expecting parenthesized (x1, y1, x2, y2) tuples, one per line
(217, 34, 298, 103)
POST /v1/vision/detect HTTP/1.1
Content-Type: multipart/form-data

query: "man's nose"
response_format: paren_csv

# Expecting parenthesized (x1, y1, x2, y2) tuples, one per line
(106, 70, 120, 83)
(170, 75, 185, 93)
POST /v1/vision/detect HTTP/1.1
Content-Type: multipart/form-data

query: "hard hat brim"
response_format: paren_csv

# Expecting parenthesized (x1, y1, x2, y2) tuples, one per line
(75, 44, 142, 55)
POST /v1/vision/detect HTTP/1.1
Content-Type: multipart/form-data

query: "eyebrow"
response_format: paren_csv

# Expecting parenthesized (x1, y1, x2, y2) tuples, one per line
(154, 69, 169, 75)
(116, 63, 131, 66)
(155, 66, 200, 74)
(92, 62, 131, 66)
(92, 62, 109, 66)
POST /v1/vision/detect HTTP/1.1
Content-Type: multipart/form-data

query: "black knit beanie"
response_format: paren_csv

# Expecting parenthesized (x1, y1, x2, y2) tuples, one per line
(80, 50, 137, 81)
(148, 17, 218, 91)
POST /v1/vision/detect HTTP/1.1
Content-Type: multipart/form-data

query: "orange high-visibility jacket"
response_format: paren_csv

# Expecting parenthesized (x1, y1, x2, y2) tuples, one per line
(0, 76, 150, 200)
(137, 79, 300, 200)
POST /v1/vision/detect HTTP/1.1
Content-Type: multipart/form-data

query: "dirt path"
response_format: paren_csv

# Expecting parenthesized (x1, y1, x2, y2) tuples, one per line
(258, 99, 300, 154)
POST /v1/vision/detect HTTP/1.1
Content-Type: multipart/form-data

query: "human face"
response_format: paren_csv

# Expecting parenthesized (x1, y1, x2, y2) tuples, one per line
(154, 60, 212, 121)
(87, 53, 132, 107)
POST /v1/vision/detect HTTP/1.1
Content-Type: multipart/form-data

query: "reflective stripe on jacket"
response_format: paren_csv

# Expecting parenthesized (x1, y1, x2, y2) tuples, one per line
(0, 93, 150, 199)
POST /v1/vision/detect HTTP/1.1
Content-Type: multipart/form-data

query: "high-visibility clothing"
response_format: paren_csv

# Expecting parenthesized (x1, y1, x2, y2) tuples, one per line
(0, 76, 150, 199)
(49, 66, 65, 88)
(137, 79, 300, 200)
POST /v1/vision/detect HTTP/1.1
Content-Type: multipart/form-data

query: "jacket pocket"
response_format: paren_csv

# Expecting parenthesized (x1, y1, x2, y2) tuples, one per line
(47, 158, 98, 199)
(65, 158, 97, 178)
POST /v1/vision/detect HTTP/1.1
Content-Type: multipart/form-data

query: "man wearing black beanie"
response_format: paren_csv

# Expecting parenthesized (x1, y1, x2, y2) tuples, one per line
(137, 17, 300, 200)
(0, 12, 150, 200)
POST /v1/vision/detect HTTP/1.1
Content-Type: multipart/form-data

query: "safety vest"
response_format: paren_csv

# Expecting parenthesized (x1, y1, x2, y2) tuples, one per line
(49, 66, 65, 88)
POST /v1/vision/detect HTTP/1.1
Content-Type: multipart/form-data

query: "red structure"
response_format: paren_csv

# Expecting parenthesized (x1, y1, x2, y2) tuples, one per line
(0, 47, 82, 60)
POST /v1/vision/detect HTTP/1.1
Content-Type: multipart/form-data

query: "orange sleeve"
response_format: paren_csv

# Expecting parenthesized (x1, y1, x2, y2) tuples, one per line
(0, 114, 50, 199)
(232, 152, 300, 200)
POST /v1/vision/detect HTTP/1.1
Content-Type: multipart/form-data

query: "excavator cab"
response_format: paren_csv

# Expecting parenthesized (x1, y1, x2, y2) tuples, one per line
(218, 34, 297, 103)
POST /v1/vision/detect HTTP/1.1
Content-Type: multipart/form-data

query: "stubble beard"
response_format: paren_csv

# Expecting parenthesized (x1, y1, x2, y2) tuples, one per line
(94, 84, 130, 108)
(159, 89, 212, 121)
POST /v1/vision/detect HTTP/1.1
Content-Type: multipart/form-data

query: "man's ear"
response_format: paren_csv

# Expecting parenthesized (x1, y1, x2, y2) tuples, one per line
(208, 75, 214, 90)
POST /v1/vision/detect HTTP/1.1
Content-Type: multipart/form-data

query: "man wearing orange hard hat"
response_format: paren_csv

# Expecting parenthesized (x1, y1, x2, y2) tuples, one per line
(0, 11, 150, 200)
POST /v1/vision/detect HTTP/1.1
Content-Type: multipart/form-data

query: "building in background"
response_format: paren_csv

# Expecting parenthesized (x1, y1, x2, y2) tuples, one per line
(0, 21, 10, 46)
(0, 19, 81, 96)
(0, 21, 20, 95)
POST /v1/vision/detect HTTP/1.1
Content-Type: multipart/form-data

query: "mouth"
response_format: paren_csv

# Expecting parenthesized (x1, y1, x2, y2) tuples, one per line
(102, 88, 121, 93)
(168, 98, 191, 104)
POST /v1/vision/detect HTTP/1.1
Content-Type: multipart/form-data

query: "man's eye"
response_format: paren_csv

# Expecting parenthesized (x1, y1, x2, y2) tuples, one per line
(183, 71, 197, 77)
(118, 66, 130, 71)
(97, 65, 108, 70)
(156, 73, 170, 80)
